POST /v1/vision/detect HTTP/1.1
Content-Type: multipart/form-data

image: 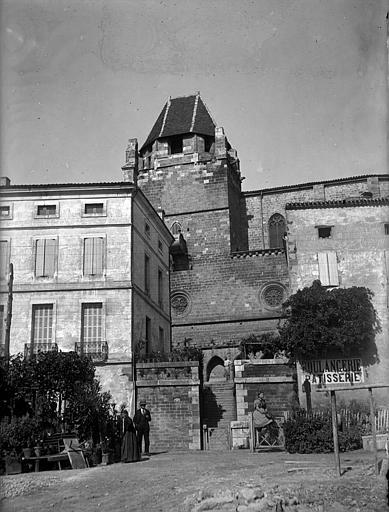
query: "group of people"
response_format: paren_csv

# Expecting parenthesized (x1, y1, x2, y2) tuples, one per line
(118, 401, 151, 463)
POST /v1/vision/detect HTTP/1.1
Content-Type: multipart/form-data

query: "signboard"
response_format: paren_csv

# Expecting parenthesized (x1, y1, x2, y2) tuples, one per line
(302, 358, 364, 386)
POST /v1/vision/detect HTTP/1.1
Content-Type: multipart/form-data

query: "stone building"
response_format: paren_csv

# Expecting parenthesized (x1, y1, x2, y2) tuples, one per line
(1, 93, 388, 449)
(0, 177, 173, 407)
(286, 196, 389, 406)
(133, 93, 389, 404)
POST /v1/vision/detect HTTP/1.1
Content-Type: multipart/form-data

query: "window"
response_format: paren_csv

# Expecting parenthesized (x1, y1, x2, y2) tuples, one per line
(317, 226, 332, 239)
(159, 327, 164, 347)
(171, 222, 182, 236)
(81, 303, 103, 342)
(0, 205, 11, 218)
(32, 304, 53, 344)
(158, 269, 163, 308)
(145, 316, 151, 354)
(204, 136, 214, 153)
(169, 136, 183, 154)
(0, 240, 9, 280)
(83, 237, 104, 276)
(158, 240, 163, 252)
(268, 213, 286, 248)
(144, 254, 150, 295)
(145, 222, 151, 237)
(37, 204, 57, 217)
(84, 203, 104, 215)
(385, 223, 389, 235)
(318, 251, 339, 286)
(0, 305, 4, 344)
(35, 239, 56, 277)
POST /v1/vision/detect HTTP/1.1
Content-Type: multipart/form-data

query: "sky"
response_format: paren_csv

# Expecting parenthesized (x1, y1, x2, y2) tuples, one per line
(1, 0, 388, 191)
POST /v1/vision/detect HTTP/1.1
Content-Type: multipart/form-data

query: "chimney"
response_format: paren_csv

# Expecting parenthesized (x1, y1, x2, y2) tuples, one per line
(122, 138, 138, 183)
(0, 177, 11, 187)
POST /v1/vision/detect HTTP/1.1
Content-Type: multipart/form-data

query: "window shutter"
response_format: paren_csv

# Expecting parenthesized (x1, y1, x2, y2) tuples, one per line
(84, 238, 93, 275)
(0, 241, 8, 280)
(327, 251, 339, 286)
(318, 252, 329, 286)
(93, 238, 103, 275)
(318, 251, 338, 286)
(44, 239, 56, 277)
(35, 240, 45, 277)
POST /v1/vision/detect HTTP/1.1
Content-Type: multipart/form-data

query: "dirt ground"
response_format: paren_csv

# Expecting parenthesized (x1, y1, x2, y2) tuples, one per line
(1, 449, 388, 512)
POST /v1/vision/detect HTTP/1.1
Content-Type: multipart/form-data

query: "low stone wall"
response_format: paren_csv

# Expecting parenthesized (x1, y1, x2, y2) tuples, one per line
(230, 419, 250, 449)
(135, 361, 201, 451)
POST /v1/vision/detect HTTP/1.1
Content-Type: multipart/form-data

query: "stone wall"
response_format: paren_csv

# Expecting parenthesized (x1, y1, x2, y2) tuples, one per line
(244, 175, 388, 250)
(286, 200, 389, 407)
(135, 361, 201, 451)
(234, 359, 297, 421)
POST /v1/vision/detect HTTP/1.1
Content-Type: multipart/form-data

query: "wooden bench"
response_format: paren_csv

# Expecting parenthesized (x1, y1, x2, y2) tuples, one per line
(23, 453, 69, 472)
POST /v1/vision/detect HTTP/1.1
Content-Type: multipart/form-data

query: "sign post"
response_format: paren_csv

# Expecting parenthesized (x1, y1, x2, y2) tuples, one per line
(316, 383, 389, 476)
(330, 390, 341, 476)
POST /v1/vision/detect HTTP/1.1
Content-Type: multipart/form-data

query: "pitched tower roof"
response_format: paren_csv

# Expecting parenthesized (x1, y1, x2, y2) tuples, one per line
(141, 93, 216, 151)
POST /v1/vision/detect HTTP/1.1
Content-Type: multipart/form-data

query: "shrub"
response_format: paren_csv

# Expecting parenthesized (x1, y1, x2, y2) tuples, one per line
(284, 412, 363, 454)
(0, 416, 41, 454)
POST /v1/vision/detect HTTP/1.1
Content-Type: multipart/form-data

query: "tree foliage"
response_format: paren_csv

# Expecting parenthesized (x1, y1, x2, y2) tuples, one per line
(0, 351, 112, 445)
(278, 281, 380, 362)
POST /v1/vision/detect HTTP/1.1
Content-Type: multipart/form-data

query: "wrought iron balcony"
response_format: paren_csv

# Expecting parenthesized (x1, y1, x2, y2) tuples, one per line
(24, 342, 58, 358)
(75, 341, 109, 363)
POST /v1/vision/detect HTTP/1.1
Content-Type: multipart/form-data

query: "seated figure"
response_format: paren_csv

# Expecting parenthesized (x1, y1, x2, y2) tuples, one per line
(253, 392, 274, 428)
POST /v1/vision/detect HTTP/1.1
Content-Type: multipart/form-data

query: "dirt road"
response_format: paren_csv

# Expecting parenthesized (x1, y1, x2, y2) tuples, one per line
(1, 450, 387, 511)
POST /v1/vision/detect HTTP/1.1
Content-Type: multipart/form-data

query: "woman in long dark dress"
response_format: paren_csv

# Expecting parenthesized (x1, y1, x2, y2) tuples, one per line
(119, 410, 140, 463)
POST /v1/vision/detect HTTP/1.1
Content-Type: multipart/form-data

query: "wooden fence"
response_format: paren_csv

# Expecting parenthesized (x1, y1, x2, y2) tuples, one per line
(287, 408, 389, 433)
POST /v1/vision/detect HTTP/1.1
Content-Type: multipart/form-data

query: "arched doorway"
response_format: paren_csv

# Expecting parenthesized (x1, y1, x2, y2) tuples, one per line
(206, 355, 226, 382)
(202, 355, 236, 450)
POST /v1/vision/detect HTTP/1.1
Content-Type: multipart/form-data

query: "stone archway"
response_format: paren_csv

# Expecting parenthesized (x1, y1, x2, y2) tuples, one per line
(206, 355, 226, 382)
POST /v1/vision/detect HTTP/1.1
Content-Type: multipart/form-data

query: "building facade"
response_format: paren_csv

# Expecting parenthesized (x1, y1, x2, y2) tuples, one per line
(286, 197, 389, 406)
(132, 93, 389, 408)
(0, 177, 173, 407)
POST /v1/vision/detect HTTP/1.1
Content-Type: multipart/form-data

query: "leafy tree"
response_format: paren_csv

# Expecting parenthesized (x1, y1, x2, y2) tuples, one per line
(0, 351, 112, 443)
(278, 280, 380, 363)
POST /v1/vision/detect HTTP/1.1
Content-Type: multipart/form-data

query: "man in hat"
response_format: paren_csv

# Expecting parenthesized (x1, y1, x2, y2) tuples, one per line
(133, 400, 152, 456)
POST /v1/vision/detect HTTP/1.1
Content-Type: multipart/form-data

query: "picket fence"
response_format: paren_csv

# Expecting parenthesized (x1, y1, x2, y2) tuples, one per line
(289, 408, 389, 433)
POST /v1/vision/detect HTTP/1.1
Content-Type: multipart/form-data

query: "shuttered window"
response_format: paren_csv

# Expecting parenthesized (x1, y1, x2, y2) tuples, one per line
(0, 305, 4, 344)
(32, 304, 53, 344)
(318, 251, 339, 286)
(145, 316, 151, 354)
(81, 303, 103, 342)
(83, 237, 104, 275)
(0, 241, 9, 280)
(144, 254, 150, 295)
(158, 269, 163, 308)
(35, 239, 56, 277)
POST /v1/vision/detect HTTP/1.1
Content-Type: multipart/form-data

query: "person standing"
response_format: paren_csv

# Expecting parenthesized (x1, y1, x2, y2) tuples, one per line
(133, 400, 151, 456)
(118, 410, 140, 463)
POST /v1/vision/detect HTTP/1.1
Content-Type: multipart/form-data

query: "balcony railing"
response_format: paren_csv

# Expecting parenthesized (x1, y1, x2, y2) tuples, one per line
(24, 342, 58, 358)
(75, 341, 109, 363)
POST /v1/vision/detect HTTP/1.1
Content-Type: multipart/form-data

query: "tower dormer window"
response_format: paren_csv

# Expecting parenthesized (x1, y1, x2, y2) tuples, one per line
(169, 136, 183, 154)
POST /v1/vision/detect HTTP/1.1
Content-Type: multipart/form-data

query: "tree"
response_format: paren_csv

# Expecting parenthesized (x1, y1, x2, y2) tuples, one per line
(278, 280, 380, 363)
(1, 351, 112, 443)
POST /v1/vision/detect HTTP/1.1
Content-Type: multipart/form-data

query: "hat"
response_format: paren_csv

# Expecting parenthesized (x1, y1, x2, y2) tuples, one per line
(140, 400, 146, 406)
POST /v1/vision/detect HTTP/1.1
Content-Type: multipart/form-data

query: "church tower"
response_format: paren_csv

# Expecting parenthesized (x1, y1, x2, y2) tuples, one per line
(129, 93, 247, 262)
(122, 93, 288, 376)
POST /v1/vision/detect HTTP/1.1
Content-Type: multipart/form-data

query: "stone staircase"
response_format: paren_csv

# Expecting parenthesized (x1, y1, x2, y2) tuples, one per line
(202, 382, 236, 450)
